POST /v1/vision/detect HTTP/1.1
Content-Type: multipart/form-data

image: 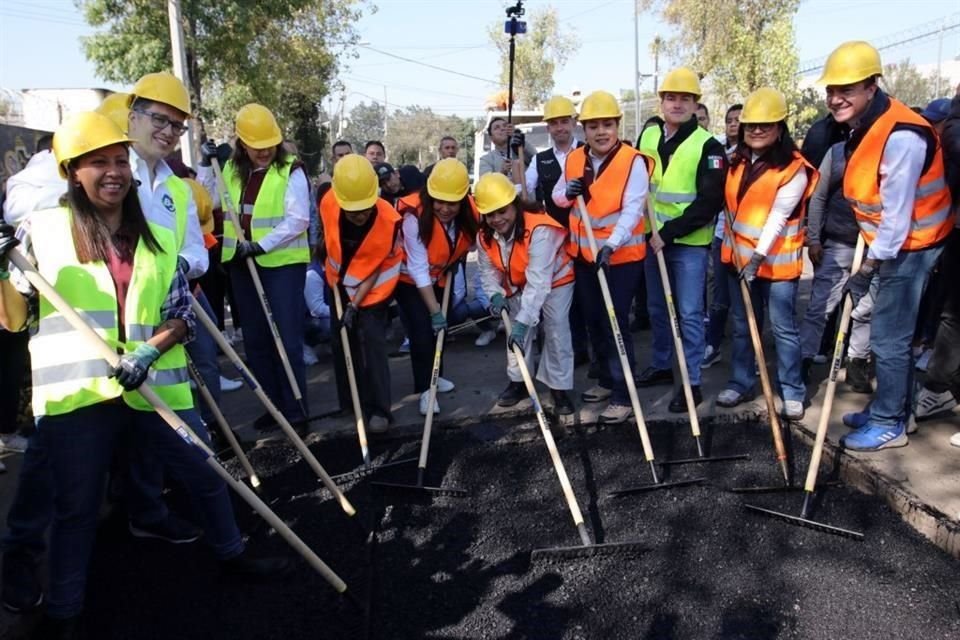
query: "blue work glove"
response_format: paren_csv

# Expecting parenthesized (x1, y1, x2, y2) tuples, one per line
(200, 139, 218, 167)
(430, 310, 447, 335)
(341, 302, 358, 331)
(565, 178, 584, 200)
(112, 343, 161, 391)
(508, 320, 529, 354)
(235, 241, 265, 261)
(844, 261, 878, 306)
(739, 252, 764, 283)
(489, 293, 507, 317)
(0, 223, 19, 278)
(595, 245, 614, 273)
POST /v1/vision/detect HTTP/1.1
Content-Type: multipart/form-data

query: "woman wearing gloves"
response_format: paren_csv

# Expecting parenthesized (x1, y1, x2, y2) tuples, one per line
(718, 88, 818, 419)
(476, 173, 575, 415)
(395, 158, 479, 416)
(0, 113, 284, 635)
(199, 103, 310, 429)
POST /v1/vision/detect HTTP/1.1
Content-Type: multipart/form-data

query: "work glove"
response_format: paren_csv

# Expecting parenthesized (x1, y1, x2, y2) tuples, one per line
(177, 256, 190, 275)
(508, 320, 529, 354)
(341, 302, 358, 331)
(565, 178, 584, 200)
(0, 223, 19, 278)
(595, 245, 614, 273)
(430, 310, 447, 335)
(739, 252, 764, 283)
(489, 293, 507, 317)
(844, 261, 878, 307)
(200, 139, 218, 167)
(112, 343, 161, 391)
(509, 130, 525, 154)
(807, 242, 823, 266)
(235, 241, 265, 261)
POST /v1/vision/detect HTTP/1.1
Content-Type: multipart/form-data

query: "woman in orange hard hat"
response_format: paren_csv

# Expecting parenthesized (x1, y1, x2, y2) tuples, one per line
(717, 87, 819, 420)
(198, 103, 311, 430)
(394, 158, 479, 417)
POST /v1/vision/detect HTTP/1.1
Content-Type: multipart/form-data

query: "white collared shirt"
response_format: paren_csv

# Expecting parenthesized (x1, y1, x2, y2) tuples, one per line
(522, 143, 576, 197)
(2, 151, 65, 226)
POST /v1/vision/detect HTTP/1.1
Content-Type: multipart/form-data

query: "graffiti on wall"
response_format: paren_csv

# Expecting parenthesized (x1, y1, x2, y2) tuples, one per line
(1, 124, 51, 193)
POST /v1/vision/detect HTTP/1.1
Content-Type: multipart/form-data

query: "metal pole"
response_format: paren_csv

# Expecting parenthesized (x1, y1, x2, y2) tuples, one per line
(507, 17, 517, 161)
(167, 0, 196, 168)
(652, 35, 661, 98)
(383, 85, 388, 139)
(936, 24, 944, 98)
(633, 1, 641, 141)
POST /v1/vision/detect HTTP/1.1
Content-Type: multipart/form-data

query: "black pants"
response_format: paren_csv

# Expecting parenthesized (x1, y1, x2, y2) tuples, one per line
(925, 229, 960, 394)
(0, 330, 30, 435)
(394, 281, 445, 394)
(329, 291, 393, 421)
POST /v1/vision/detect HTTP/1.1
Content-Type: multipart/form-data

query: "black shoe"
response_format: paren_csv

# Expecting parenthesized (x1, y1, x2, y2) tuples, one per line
(574, 351, 591, 368)
(586, 360, 602, 379)
(801, 357, 813, 384)
(550, 389, 575, 416)
(635, 366, 673, 387)
(668, 386, 702, 413)
(32, 614, 83, 640)
(2, 551, 42, 613)
(253, 412, 278, 431)
(497, 381, 527, 407)
(630, 315, 650, 332)
(129, 513, 203, 544)
(221, 549, 292, 580)
(845, 357, 873, 394)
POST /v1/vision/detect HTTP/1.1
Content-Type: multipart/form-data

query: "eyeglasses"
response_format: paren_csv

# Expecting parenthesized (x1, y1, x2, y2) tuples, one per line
(135, 109, 189, 136)
(744, 123, 777, 133)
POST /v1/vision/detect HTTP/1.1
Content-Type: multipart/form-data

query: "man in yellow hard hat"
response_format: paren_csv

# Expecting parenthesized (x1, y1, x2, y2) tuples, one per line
(636, 67, 727, 413)
(818, 41, 954, 451)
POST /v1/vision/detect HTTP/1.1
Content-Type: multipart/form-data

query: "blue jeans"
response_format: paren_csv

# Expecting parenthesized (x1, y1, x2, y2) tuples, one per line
(230, 262, 307, 420)
(186, 289, 221, 423)
(644, 244, 709, 385)
(869, 246, 943, 426)
(9, 403, 243, 618)
(706, 238, 732, 350)
(575, 260, 643, 405)
(726, 274, 805, 403)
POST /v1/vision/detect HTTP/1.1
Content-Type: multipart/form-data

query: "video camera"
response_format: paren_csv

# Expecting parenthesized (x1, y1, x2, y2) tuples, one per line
(504, 0, 526, 35)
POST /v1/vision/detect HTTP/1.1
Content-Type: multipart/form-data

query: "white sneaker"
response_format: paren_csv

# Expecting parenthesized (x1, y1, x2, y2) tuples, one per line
(220, 376, 243, 393)
(950, 432, 960, 448)
(599, 403, 632, 424)
(915, 387, 957, 419)
(782, 400, 804, 420)
(436, 377, 455, 393)
(0, 433, 27, 453)
(419, 391, 439, 416)
(474, 329, 497, 347)
(915, 348, 932, 372)
(303, 344, 319, 366)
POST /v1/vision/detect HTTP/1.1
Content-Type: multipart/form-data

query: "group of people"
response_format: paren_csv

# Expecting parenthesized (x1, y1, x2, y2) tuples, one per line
(0, 38, 958, 635)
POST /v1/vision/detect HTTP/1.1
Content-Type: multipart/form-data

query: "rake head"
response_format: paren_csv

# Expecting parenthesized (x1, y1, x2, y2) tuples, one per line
(530, 539, 650, 563)
(370, 480, 468, 498)
(608, 476, 706, 498)
(659, 453, 751, 466)
(330, 457, 418, 485)
(743, 503, 865, 540)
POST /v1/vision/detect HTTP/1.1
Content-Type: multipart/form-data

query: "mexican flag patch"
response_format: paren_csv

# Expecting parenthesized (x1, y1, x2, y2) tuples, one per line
(707, 155, 725, 170)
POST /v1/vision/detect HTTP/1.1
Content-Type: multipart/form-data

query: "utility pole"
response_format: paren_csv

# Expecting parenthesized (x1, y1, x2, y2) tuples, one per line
(167, 0, 196, 167)
(383, 85, 388, 139)
(337, 91, 346, 139)
(633, 0, 641, 141)
(652, 34, 662, 97)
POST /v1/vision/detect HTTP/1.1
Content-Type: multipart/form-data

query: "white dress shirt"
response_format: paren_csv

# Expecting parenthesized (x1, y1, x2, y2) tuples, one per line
(752, 164, 808, 257)
(870, 129, 927, 261)
(400, 212, 460, 289)
(304, 269, 331, 319)
(523, 143, 575, 197)
(3, 151, 65, 226)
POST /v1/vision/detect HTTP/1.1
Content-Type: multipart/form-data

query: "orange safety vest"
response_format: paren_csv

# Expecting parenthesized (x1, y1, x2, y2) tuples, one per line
(479, 211, 575, 297)
(844, 98, 953, 251)
(564, 143, 652, 265)
(319, 191, 404, 308)
(720, 152, 818, 281)
(396, 193, 479, 287)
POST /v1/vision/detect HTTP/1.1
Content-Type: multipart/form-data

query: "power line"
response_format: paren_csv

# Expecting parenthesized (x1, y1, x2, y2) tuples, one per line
(358, 44, 498, 85)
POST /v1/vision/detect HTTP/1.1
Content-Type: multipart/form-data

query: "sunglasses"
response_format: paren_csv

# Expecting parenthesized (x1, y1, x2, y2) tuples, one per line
(744, 123, 777, 133)
(135, 109, 189, 136)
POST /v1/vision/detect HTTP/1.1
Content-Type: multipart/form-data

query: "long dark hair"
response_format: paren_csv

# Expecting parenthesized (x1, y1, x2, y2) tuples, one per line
(231, 140, 291, 187)
(418, 187, 479, 247)
(732, 122, 798, 170)
(479, 197, 526, 246)
(62, 173, 163, 264)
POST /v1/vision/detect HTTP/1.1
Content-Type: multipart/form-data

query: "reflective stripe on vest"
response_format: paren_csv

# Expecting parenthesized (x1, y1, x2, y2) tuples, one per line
(564, 144, 651, 265)
(720, 153, 818, 281)
(396, 193, 478, 287)
(639, 124, 715, 246)
(28, 207, 193, 417)
(479, 212, 574, 296)
(222, 160, 310, 267)
(843, 98, 954, 251)
(319, 191, 404, 308)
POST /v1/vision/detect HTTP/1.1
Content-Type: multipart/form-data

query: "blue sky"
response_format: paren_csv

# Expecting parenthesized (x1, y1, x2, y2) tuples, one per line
(1, 0, 957, 118)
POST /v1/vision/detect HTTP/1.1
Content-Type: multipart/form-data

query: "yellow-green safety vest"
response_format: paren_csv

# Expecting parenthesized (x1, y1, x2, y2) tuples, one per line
(221, 160, 309, 267)
(28, 207, 193, 417)
(639, 124, 715, 246)
(165, 174, 191, 252)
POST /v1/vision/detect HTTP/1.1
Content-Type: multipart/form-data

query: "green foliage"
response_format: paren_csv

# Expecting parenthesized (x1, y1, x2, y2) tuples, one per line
(343, 102, 386, 151)
(487, 6, 579, 109)
(882, 59, 948, 108)
(792, 87, 829, 140)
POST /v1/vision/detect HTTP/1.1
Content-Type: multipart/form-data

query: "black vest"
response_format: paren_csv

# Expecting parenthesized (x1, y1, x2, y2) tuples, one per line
(534, 143, 581, 227)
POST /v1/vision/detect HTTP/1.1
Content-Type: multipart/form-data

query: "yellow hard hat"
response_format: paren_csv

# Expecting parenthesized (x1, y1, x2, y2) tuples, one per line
(128, 72, 191, 116)
(426, 158, 469, 202)
(332, 154, 379, 211)
(579, 91, 622, 121)
(184, 178, 214, 234)
(658, 67, 702, 98)
(474, 173, 517, 215)
(739, 87, 788, 124)
(543, 95, 577, 121)
(818, 41, 883, 86)
(95, 92, 130, 134)
(53, 111, 131, 179)
(235, 103, 283, 150)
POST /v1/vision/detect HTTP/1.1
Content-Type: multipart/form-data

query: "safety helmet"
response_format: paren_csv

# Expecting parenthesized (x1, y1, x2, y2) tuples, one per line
(53, 111, 131, 179)
(127, 72, 191, 116)
(474, 173, 517, 215)
(739, 87, 788, 124)
(95, 92, 131, 134)
(578, 91, 622, 121)
(818, 41, 883, 86)
(543, 95, 577, 121)
(235, 103, 283, 150)
(658, 67, 702, 98)
(426, 158, 469, 202)
(332, 154, 379, 211)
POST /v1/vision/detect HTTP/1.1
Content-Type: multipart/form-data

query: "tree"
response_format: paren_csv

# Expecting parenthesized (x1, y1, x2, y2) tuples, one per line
(487, 6, 579, 109)
(77, 0, 366, 173)
(381, 107, 476, 169)
(343, 102, 386, 152)
(883, 59, 947, 108)
(792, 86, 829, 140)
